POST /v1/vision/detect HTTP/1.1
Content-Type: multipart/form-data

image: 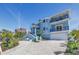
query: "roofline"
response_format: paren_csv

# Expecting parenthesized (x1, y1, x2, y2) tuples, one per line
(40, 9, 71, 20)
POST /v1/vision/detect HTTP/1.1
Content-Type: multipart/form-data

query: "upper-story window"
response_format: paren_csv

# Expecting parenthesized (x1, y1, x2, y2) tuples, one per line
(43, 19, 49, 23)
(43, 19, 45, 23)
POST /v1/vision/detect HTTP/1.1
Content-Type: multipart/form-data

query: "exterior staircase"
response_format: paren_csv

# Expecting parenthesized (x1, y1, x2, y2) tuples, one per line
(23, 33, 38, 41)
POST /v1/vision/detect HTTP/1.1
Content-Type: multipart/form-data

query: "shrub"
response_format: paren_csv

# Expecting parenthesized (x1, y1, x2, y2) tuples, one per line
(1, 38, 19, 51)
(13, 39, 19, 46)
(1, 39, 8, 51)
(66, 41, 79, 54)
(8, 39, 14, 48)
(14, 32, 26, 40)
(67, 41, 78, 49)
(70, 30, 79, 41)
(1, 29, 19, 51)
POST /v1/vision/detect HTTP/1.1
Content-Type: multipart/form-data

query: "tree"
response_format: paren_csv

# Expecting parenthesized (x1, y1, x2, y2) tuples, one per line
(14, 32, 26, 40)
(1, 29, 19, 51)
(70, 30, 79, 41)
(1, 32, 7, 39)
(38, 19, 42, 23)
(1, 31, 13, 39)
(36, 29, 43, 37)
(36, 29, 43, 40)
(66, 30, 79, 54)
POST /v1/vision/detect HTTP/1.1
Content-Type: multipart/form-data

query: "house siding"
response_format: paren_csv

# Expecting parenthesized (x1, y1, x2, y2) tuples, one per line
(50, 20, 69, 32)
(31, 10, 69, 40)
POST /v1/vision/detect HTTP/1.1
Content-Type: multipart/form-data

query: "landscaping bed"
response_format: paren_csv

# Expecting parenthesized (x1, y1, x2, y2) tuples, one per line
(64, 30, 79, 55)
(0, 29, 26, 52)
(1, 39, 19, 51)
(64, 41, 79, 55)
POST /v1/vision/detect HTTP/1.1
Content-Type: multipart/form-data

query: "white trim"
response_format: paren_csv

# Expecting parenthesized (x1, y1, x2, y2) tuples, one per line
(40, 10, 70, 20)
(50, 18, 69, 25)
(50, 30, 69, 34)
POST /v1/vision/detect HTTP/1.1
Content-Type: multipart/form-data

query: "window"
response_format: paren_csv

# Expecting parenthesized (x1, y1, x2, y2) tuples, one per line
(43, 27, 45, 31)
(36, 27, 40, 30)
(43, 19, 45, 23)
(56, 26, 62, 31)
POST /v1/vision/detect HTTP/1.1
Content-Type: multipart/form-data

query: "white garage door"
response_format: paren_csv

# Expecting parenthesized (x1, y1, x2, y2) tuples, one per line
(50, 31, 68, 40)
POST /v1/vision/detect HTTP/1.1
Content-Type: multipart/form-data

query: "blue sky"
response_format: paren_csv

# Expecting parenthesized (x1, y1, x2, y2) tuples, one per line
(0, 3, 79, 31)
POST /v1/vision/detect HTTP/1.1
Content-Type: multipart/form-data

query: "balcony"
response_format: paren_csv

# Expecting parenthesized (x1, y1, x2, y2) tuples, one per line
(50, 13, 69, 23)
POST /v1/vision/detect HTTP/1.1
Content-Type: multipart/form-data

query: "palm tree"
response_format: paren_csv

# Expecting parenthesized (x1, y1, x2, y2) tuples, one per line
(69, 30, 79, 41)
(38, 19, 43, 25)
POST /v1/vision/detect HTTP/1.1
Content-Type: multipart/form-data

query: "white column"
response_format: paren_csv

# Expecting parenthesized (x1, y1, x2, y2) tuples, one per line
(35, 28, 37, 36)
(35, 28, 38, 41)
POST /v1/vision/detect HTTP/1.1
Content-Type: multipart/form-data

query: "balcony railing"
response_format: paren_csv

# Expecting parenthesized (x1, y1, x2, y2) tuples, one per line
(50, 13, 69, 23)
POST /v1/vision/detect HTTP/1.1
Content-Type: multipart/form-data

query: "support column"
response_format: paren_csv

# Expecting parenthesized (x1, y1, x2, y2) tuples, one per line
(35, 28, 38, 41)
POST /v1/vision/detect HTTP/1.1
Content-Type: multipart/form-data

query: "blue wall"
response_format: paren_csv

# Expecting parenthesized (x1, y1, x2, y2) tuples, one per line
(31, 19, 69, 35)
(50, 20, 69, 32)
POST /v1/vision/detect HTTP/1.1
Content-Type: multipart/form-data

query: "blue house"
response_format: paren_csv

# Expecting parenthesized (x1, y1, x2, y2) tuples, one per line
(31, 10, 69, 40)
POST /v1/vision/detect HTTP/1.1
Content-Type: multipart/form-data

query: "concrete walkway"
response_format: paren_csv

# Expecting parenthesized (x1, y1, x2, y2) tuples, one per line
(1, 40, 67, 55)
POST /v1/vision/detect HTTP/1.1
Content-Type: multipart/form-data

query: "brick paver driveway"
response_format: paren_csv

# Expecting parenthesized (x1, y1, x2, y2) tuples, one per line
(1, 40, 67, 55)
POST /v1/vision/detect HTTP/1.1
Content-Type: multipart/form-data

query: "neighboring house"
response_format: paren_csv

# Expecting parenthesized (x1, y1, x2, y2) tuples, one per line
(31, 10, 70, 40)
(15, 28, 27, 33)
